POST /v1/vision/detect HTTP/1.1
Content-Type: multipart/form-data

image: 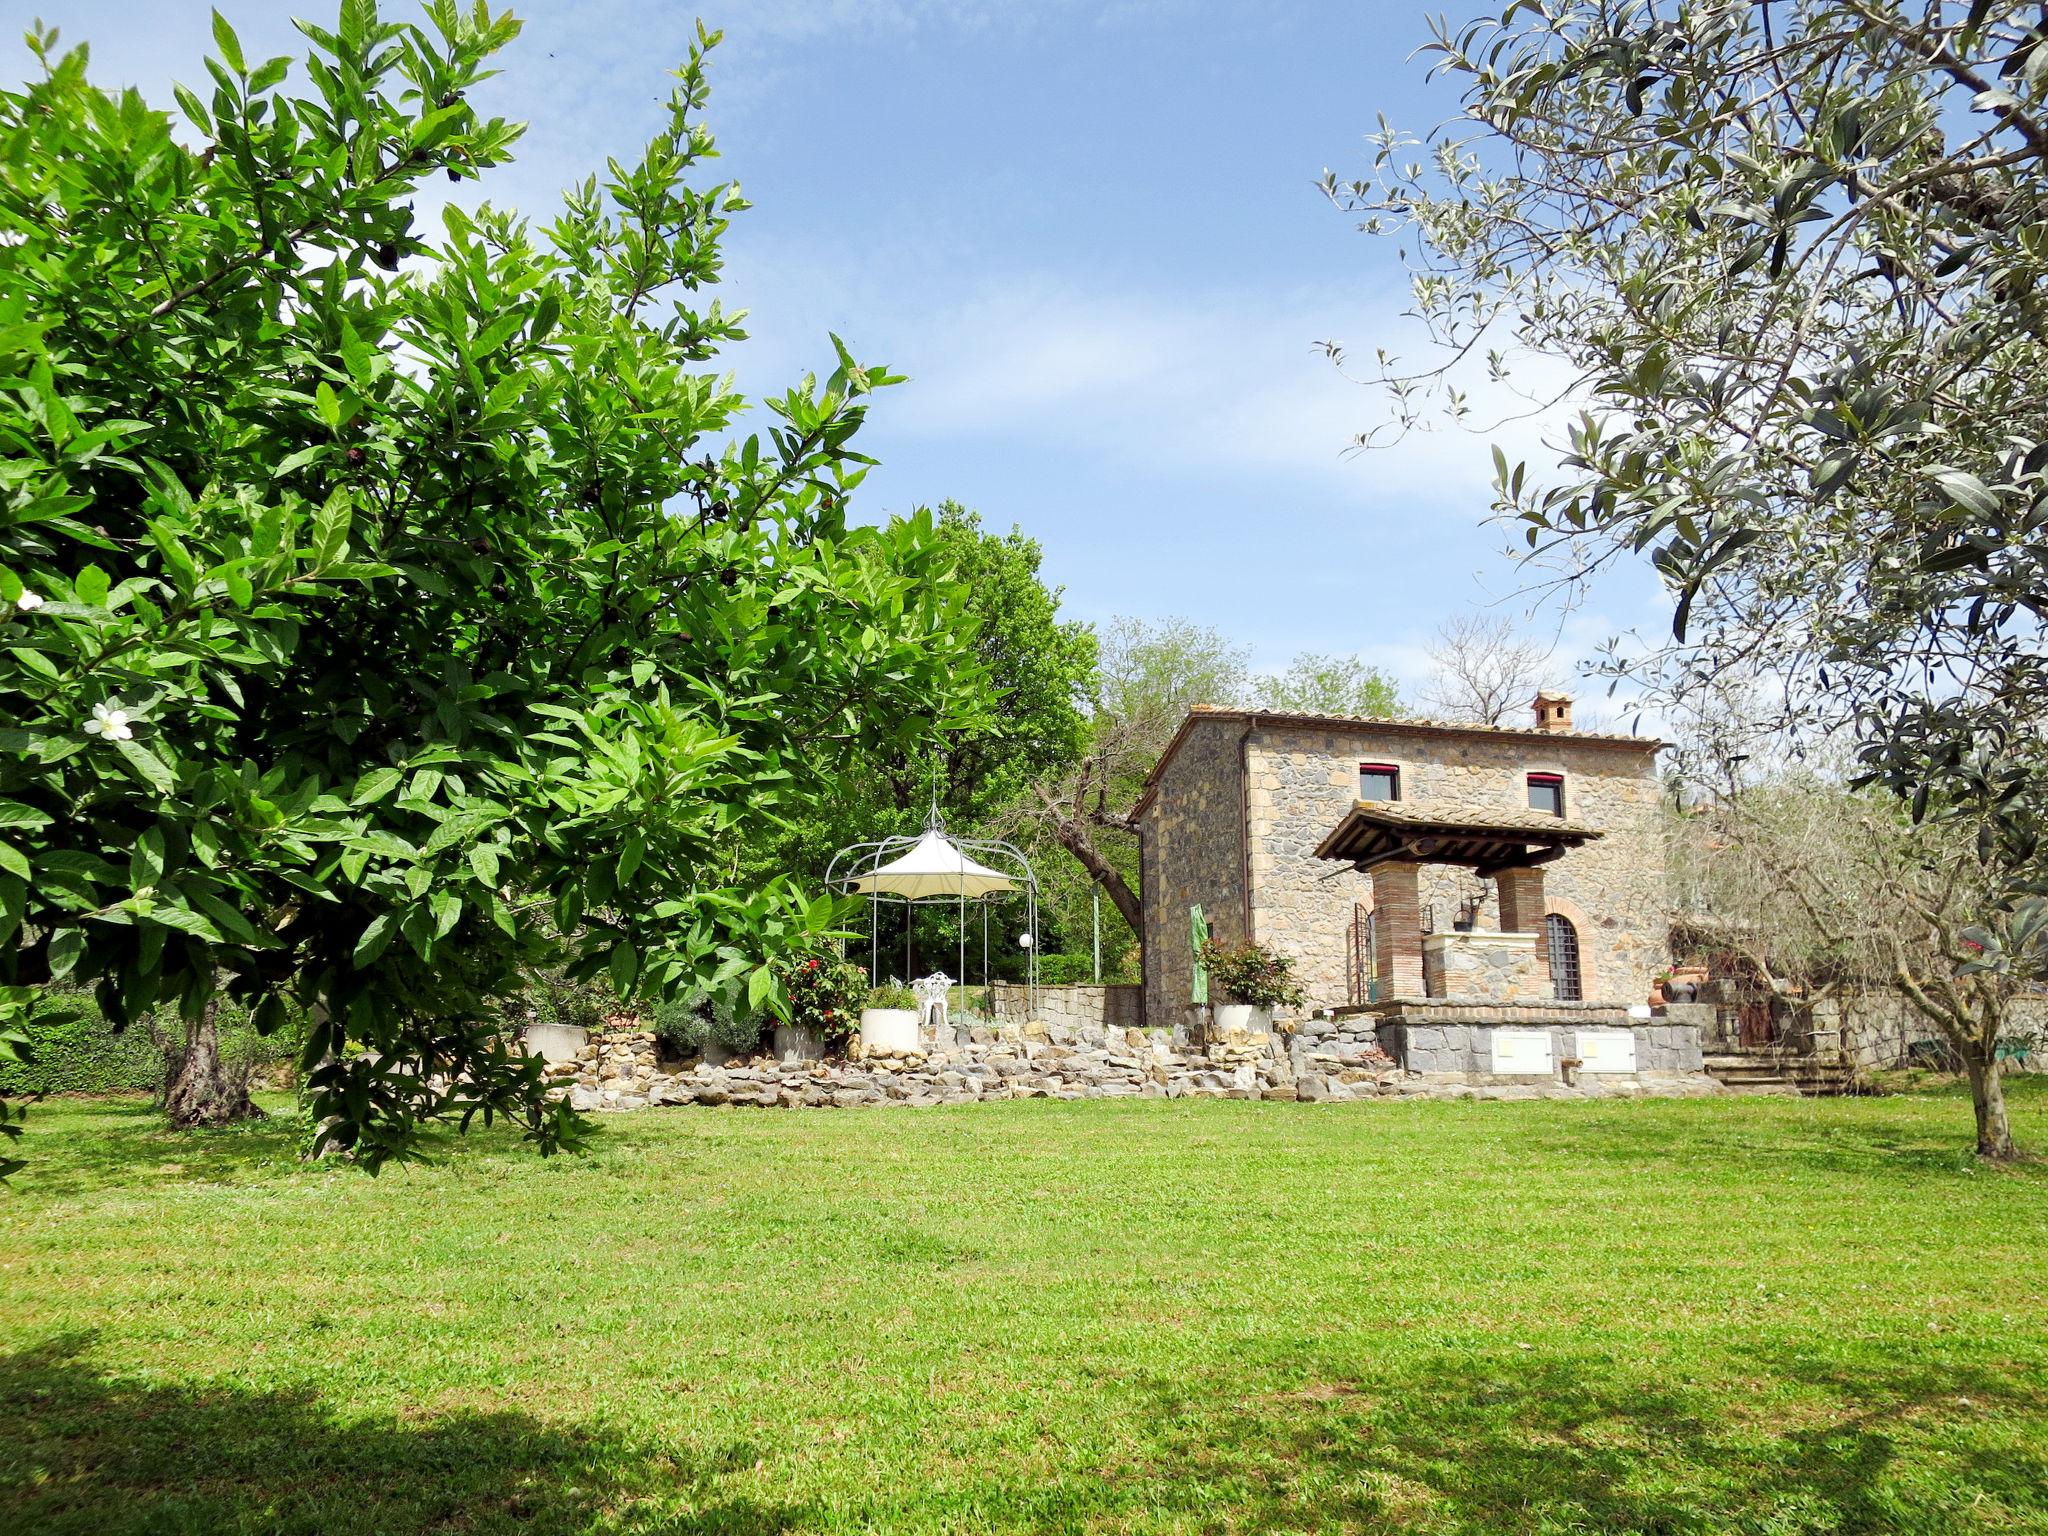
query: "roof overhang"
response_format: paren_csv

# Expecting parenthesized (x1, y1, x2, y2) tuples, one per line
(1313, 800, 1603, 878)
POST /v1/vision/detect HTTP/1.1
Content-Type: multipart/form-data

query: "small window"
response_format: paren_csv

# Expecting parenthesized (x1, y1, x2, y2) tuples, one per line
(1360, 763, 1401, 802)
(1527, 772, 1564, 817)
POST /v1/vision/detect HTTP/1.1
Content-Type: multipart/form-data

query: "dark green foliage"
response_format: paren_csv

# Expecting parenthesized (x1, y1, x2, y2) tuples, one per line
(774, 947, 866, 1050)
(1034, 953, 1097, 986)
(0, 994, 304, 1095)
(651, 988, 765, 1056)
(1198, 939, 1305, 1010)
(0, 1003, 156, 1095)
(763, 501, 1092, 887)
(0, 4, 976, 1166)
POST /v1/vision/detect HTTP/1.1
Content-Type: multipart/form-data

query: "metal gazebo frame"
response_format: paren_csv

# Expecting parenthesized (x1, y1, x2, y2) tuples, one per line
(824, 810, 1040, 1021)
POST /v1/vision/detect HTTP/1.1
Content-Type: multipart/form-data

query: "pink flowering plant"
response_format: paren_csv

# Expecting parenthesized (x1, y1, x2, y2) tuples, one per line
(773, 949, 868, 1050)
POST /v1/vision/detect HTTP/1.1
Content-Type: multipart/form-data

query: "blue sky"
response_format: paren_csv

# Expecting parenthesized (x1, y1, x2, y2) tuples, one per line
(4, 1, 1668, 707)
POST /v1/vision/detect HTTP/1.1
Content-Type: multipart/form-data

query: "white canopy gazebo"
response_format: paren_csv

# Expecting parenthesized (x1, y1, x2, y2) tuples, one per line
(825, 812, 1041, 1019)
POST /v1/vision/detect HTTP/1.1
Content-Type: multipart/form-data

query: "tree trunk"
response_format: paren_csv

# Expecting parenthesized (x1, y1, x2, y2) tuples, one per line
(1048, 819, 1143, 937)
(1961, 1044, 2017, 1164)
(163, 998, 260, 1129)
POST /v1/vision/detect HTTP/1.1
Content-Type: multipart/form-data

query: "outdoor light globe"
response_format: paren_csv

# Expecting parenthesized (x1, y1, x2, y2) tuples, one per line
(1018, 933, 1034, 949)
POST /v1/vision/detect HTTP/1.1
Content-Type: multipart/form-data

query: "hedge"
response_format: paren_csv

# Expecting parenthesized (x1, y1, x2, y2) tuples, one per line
(0, 994, 306, 1096)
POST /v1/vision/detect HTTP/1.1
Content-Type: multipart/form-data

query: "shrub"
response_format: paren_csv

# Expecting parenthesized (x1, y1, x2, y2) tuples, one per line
(506, 968, 617, 1036)
(777, 949, 867, 1050)
(1199, 939, 1306, 1011)
(866, 983, 917, 1010)
(1035, 953, 1098, 986)
(653, 990, 766, 1057)
(0, 992, 307, 1096)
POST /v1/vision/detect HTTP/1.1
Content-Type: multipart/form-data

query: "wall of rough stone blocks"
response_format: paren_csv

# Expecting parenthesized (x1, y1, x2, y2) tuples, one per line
(1809, 990, 2048, 1073)
(989, 982, 1143, 1034)
(1422, 931, 1546, 1003)
(1383, 1020, 1703, 1077)
(1241, 722, 1667, 1012)
(1139, 717, 1250, 1033)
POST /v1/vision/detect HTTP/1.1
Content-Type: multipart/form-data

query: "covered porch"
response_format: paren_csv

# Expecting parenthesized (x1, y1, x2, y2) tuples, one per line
(1313, 800, 1603, 1004)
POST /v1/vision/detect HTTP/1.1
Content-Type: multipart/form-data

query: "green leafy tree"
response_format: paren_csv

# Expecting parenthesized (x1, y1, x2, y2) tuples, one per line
(0, 5, 974, 1167)
(767, 501, 1092, 983)
(1251, 651, 1404, 718)
(774, 501, 1091, 864)
(1016, 616, 1251, 940)
(1333, 0, 2048, 1158)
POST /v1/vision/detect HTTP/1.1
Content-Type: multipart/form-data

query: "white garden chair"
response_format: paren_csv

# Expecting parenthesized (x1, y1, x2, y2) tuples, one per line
(912, 972, 953, 1039)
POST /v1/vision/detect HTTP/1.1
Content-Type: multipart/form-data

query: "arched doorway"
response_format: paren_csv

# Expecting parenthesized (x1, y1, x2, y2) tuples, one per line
(1545, 913, 1583, 1002)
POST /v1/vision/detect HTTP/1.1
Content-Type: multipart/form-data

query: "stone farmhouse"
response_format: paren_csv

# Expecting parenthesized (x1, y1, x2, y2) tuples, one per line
(1134, 695, 1669, 1035)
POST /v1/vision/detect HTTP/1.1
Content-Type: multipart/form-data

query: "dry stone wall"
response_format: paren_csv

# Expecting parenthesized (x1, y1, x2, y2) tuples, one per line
(537, 1007, 1718, 1112)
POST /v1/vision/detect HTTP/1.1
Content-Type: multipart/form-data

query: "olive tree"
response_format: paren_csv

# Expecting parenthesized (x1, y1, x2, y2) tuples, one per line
(0, 4, 978, 1169)
(1333, 0, 2048, 1159)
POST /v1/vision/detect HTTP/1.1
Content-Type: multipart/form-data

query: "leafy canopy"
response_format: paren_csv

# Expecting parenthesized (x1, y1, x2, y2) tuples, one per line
(1332, 0, 2048, 938)
(0, 3, 977, 1169)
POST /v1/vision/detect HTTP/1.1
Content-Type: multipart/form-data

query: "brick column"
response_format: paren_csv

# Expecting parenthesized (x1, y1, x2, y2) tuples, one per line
(1494, 864, 1550, 986)
(1371, 860, 1425, 999)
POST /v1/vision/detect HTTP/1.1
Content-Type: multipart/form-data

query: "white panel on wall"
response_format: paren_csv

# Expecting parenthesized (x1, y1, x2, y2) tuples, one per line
(1490, 1028, 1554, 1075)
(1576, 1028, 1637, 1073)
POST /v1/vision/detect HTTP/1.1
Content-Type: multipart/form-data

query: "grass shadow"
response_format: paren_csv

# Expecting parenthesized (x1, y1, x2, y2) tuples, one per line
(1542, 1081, 2048, 1183)
(1115, 1346, 2048, 1534)
(4, 1096, 314, 1198)
(0, 1334, 807, 1535)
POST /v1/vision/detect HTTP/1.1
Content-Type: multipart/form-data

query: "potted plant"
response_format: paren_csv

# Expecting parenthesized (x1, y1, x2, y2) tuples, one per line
(1199, 938, 1306, 1036)
(860, 981, 921, 1055)
(1649, 969, 1671, 1008)
(773, 949, 866, 1060)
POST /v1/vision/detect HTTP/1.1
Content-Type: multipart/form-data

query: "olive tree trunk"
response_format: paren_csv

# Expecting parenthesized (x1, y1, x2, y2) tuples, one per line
(1961, 1045, 2017, 1164)
(162, 997, 259, 1128)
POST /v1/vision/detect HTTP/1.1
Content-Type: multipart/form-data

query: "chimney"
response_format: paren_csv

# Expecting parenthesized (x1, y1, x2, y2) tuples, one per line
(1532, 690, 1573, 733)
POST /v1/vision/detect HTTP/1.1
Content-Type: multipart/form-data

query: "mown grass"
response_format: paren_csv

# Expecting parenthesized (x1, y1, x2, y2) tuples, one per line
(3, 1082, 2047, 1534)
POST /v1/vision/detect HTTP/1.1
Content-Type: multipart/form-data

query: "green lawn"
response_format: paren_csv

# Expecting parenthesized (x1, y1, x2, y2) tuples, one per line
(4, 1086, 2047, 1535)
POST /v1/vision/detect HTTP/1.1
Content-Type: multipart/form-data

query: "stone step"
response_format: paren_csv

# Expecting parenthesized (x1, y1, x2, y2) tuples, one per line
(1703, 1051, 1858, 1097)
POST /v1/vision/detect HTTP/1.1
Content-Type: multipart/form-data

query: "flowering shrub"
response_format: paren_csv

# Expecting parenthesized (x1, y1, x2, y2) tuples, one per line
(775, 950, 868, 1049)
(1199, 939, 1306, 1011)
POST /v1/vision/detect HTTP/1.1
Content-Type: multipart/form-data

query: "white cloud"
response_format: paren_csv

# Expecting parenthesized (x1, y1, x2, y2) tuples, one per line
(716, 251, 1586, 504)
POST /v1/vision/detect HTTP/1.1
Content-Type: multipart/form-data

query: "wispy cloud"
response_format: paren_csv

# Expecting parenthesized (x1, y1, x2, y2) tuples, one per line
(720, 249, 1582, 504)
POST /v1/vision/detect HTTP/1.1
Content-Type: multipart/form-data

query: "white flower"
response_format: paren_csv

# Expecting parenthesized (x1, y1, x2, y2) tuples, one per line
(84, 701, 133, 742)
(15, 590, 42, 611)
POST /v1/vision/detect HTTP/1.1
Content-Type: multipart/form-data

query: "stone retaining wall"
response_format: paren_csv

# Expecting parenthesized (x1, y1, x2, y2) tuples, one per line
(537, 1003, 1720, 1112)
(988, 983, 1143, 1034)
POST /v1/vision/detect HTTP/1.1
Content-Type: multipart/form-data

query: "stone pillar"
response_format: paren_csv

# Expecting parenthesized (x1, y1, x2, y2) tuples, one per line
(1494, 864, 1550, 986)
(1371, 860, 1425, 998)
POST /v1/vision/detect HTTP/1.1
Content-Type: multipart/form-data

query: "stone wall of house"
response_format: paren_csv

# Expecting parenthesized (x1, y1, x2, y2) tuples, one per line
(1139, 716, 1250, 1035)
(988, 983, 1143, 1035)
(1240, 720, 1666, 1012)
(1421, 931, 1546, 1003)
